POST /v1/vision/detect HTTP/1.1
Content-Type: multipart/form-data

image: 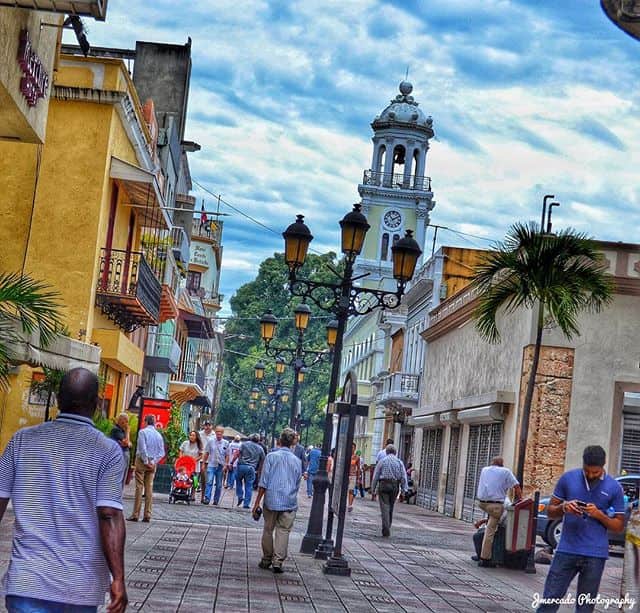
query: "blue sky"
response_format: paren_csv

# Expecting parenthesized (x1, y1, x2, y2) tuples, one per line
(77, 1, 640, 314)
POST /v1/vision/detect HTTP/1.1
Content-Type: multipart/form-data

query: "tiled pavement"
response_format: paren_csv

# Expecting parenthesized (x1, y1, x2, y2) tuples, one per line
(0, 484, 626, 612)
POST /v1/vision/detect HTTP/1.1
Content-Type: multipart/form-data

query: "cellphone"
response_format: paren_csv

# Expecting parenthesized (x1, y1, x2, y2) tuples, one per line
(575, 500, 588, 508)
(253, 507, 262, 522)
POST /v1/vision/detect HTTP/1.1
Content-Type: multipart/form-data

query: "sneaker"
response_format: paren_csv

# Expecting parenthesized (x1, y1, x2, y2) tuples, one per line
(202, 498, 210, 505)
(258, 560, 272, 569)
(272, 566, 284, 574)
(142, 517, 151, 523)
(212, 501, 218, 506)
(382, 529, 390, 537)
(127, 516, 138, 522)
(237, 499, 243, 507)
(347, 506, 353, 513)
(471, 555, 479, 562)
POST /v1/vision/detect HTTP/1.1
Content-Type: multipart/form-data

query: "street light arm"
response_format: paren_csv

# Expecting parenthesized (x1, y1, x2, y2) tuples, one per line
(289, 276, 405, 317)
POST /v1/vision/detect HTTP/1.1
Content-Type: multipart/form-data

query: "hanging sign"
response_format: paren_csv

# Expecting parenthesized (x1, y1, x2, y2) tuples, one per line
(17, 30, 49, 107)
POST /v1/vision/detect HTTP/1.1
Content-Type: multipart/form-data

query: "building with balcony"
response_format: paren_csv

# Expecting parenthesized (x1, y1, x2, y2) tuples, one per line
(0, 39, 199, 445)
(410, 241, 640, 523)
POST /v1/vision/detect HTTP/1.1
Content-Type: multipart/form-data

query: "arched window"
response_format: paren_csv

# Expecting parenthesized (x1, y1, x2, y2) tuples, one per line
(381, 233, 389, 261)
(392, 145, 406, 179)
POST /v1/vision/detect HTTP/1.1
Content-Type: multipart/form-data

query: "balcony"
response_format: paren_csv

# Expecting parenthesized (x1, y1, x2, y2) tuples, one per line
(170, 226, 190, 267)
(0, 0, 108, 20)
(362, 169, 431, 192)
(144, 332, 181, 374)
(96, 248, 161, 332)
(377, 372, 420, 408)
(159, 249, 180, 323)
(192, 218, 222, 246)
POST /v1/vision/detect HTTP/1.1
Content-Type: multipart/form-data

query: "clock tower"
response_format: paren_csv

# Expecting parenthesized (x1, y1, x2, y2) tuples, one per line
(356, 81, 435, 290)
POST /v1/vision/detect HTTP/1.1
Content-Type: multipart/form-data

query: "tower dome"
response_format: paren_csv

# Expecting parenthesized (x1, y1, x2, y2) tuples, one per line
(372, 81, 434, 137)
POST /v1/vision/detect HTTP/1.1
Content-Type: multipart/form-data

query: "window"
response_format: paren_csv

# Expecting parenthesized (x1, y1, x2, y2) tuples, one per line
(187, 271, 201, 294)
(381, 233, 389, 261)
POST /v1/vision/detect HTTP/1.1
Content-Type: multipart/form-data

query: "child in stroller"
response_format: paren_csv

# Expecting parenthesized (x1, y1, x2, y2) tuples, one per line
(169, 456, 196, 504)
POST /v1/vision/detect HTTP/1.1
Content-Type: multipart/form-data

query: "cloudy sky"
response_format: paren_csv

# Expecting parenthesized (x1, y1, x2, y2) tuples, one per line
(78, 1, 640, 314)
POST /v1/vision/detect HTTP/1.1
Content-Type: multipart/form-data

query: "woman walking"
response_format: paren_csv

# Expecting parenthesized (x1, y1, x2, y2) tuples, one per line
(179, 430, 203, 500)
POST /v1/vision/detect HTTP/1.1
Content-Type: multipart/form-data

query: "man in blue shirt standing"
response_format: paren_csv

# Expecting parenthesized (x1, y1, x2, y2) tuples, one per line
(536, 445, 625, 613)
(305, 445, 321, 498)
(252, 428, 302, 574)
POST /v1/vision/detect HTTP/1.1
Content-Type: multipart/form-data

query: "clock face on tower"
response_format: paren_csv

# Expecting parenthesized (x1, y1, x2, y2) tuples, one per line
(383, 210, 402, 229)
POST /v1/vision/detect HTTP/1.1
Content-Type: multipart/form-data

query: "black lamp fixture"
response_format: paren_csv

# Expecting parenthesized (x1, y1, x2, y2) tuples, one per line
(285, 203, 422, 558)
(128, 385, 145, 412)
(254, 361, 265, 380)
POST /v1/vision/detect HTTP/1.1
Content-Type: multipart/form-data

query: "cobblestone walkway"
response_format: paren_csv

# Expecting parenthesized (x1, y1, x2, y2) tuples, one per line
(0, 485, 626, 612)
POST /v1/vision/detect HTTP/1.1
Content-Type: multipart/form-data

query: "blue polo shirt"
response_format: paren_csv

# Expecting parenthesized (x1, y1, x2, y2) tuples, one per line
(553, 468, 625, 559)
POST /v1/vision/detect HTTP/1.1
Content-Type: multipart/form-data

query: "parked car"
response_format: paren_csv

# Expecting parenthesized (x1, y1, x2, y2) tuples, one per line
(536, 474, 640, 549)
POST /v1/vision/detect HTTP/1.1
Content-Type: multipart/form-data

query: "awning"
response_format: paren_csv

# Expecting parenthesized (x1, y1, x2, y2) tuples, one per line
(456, 404, 504, 424)
(190, 395, 211, 408)
(169, 379, 204, 405)
(408, 413, 441, 427)
(0, 0, 108, 20)
(92, 328, 144, 375)
(110, 157, 171, 231)
(179, 309, 214, 339)
(11, 330, 101, 373)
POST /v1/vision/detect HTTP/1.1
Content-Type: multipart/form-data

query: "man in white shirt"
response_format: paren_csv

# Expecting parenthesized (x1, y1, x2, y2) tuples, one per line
(128, 414, 165, 522)
(198, 421, 215, 503)
(476, 456, 522, 567)
(203, 425, 229, 505)
(376, 438, 395, 464)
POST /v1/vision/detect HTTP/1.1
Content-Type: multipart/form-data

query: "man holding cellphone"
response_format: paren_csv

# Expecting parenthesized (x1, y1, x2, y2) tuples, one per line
(537, 445, 625, 613)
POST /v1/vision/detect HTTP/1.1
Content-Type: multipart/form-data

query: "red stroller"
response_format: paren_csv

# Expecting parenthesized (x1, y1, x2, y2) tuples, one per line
(169, 456, 196, 504)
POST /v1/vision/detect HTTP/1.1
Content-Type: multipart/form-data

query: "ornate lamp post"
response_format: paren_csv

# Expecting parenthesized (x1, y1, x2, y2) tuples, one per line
(252, 360, 289, 447)
(283, 204, 422, 556)
(259, 305, 335, 429)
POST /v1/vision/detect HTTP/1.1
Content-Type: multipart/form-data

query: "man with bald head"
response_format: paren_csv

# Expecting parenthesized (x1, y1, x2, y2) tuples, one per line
(0, 367, 128, 612)
(476, 456, 522, 567)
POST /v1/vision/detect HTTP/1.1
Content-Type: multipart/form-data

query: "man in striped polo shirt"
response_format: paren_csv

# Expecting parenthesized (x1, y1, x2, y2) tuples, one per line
(0, 368, 127, 613)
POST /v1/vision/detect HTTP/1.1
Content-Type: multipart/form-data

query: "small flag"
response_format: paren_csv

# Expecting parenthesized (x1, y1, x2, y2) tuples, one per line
(200, 201, 207, 229)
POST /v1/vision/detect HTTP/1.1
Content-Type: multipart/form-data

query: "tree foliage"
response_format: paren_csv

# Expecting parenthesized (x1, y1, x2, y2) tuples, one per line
(218, 251, 343, 445)
(0, 273, 64, 389)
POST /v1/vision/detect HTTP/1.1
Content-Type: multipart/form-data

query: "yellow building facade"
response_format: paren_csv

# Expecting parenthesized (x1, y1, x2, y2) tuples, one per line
(0, 53, 172, 449)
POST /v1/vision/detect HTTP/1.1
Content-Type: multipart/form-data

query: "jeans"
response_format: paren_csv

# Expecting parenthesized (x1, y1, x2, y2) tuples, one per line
(306, 471, 316, 496)
(537, 552, 606, 612)
(227, 466, 237, 489)
(6, 596, 97, 613)
(378, 480, 399, 535)
(235, 464, 256, 507)
(205, 464, 224, 503)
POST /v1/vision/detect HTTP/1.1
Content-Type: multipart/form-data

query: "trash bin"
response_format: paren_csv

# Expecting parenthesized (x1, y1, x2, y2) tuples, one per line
(505, 498, 535, 553)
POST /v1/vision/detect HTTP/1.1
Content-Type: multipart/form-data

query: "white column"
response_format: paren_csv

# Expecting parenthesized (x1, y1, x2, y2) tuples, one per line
(454, 423, 470, 519)
(437, 425, 452, 513)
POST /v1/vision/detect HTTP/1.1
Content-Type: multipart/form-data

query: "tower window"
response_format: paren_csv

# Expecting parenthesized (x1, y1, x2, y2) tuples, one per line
(381, 233, 389, 261)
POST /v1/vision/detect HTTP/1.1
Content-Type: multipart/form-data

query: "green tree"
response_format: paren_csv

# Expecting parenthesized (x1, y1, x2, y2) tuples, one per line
(218, 252, 341, 444)
(0, 272, 64, 389)
(30, 366, 66, 422)
(473, 222, 613, 483)
(163, 401, 187, 464)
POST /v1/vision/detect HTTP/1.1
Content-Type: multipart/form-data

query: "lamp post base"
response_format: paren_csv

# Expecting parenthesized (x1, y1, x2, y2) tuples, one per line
(323, 555, 351, 576)
(300, 533, 324, 555)
(314, 539, 334, 560)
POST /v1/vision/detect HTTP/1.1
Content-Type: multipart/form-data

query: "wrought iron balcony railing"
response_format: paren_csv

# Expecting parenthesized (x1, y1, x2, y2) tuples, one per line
(362, 169, 431, 192)
(96, 248, 162, 331)
(170, 226, 190, 266)
(377, 372, 420, 404)
(192, 218, 222, 245)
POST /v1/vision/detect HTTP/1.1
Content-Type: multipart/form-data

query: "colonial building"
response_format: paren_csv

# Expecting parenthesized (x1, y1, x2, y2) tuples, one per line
(0, 38, 208, 447)
(411, 241, 640, 522)
(340, 80, 435, 464)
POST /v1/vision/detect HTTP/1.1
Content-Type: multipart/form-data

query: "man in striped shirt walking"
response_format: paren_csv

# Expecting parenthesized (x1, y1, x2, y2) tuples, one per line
(0, 368, 127, 613)
(371, 445, 409, 538)
(252, 428, 302, 573)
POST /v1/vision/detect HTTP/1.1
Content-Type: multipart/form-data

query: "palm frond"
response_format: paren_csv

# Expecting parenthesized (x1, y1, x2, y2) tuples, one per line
(472, 221, 613, 343)
(0, 273, 63, 346)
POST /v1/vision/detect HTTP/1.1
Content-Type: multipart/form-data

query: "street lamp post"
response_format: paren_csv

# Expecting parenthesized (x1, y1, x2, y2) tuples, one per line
(283, 204, 422, 556)
(252, 360, 289, 448)
(259, 306, 336, 429)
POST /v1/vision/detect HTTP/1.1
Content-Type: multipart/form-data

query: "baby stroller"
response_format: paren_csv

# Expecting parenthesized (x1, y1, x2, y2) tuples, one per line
(169, 456, 196, 504)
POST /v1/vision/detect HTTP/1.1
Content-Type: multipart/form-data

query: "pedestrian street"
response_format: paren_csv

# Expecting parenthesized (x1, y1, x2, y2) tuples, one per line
(0, 484, 624, 613)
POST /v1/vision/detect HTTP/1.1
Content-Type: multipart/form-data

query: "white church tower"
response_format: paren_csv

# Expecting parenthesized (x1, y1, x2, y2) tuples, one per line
(356, 80, 435, 290)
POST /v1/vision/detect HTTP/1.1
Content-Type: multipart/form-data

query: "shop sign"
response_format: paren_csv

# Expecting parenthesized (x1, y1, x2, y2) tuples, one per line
(140, 397, 172, 430)
(17, 30, 49, 108)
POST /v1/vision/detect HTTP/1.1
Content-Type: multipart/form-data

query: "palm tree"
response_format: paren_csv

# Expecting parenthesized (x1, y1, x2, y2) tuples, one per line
(0, 272, 64, 389)
(473, 222, 613, 484)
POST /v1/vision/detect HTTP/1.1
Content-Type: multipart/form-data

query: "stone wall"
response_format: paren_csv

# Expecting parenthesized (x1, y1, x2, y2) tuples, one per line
(520, 345, 574, 495)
